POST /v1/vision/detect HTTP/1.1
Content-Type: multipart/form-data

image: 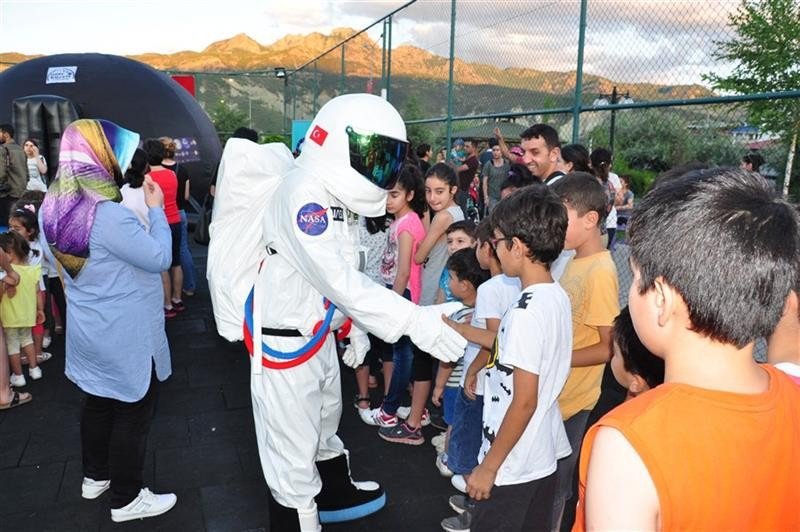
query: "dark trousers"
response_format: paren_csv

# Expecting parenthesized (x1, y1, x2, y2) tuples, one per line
(471, 471, 557, 532)
(81, 370, 158, 508)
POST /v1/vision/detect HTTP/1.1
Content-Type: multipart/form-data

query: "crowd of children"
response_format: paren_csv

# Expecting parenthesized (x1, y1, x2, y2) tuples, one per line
(353, 140, 800, 531)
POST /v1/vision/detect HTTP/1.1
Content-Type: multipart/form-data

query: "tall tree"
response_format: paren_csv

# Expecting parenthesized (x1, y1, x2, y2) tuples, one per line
(704, 0, 800, 195)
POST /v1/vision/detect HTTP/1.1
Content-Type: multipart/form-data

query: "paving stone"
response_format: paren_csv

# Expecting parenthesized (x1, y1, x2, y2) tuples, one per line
(0, 431, 28, 469)
(155, 385, 226, 417)
(200, 480, 269, 532)
(20, 424, 82, 466)
(0, 461, 63, 514)
(99, 488, 205, 532)
(155, 444, 243, 491)
(2, 497, 104, 531)
(188, 409, 256, 446)
(149, 415, 191, 449)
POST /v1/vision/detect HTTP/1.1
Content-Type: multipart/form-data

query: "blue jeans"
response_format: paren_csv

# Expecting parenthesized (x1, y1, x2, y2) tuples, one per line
(447, 387, 484, 475)
(381, 285, 414, 415)
(178, 210, 196, 292)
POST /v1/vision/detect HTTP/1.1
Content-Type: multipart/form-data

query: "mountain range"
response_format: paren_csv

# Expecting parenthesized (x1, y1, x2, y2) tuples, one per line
(1, 28, 711, 100)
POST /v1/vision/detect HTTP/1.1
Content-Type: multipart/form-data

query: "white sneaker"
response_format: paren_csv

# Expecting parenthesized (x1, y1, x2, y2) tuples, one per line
(10, 374, 26, 387)
(42, 336, 52, 348)
(82, 477, 111, 499)
(436, 452, 454, 477)
(451, 474, 467, 494)
(29, 366, 42, 380)
(431, 432, 446, 453)
(110, 488, 177, 523)
(359, 407, 399, 427)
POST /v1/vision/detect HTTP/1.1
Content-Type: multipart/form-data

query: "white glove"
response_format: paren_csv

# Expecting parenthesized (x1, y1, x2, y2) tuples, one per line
(406, 302, 468, 363)
(341, 325, 370, 369)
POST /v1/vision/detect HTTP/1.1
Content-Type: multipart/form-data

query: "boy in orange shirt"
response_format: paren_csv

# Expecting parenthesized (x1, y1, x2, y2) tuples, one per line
(549, 172, 619, 529)
(575, 168, 800, 530)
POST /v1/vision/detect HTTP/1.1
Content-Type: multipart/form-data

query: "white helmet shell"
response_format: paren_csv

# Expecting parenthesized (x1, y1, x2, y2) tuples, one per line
(296, 93, 408, 217)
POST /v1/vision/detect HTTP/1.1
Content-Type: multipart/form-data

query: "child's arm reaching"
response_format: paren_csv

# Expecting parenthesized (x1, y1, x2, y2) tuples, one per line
(432, 361, 453, 407)
(391, 231, 413, 297)
(467, 367, 539, 501)
(414, 210, 453, 265)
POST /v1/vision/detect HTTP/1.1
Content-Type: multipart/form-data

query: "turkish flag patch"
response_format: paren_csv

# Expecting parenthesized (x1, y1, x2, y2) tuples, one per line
(309, 125, 328, 146)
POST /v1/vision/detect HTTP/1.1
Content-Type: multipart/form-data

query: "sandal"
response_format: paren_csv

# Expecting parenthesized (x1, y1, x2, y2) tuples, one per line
(353, 395, 371, 410)
(0, 390, 33, 410)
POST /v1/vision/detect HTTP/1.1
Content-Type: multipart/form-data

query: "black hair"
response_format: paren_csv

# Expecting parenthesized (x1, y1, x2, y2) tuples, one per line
(425, 162, 458, 189)
(562, 144, 592, 174)
(447, 247, 490, 291)
(17, 191, 44, 205)
(613, 306, 664, 389)
(125, 148, 148, 189)
(590, 147, 612, 182)
(0, 124, 14, 138)
(652, 161, 709, 189)
(395, 164, 426, 217)
(446, 219, 477, 239)
(9, 207, 40, 242)
(500, 163, 537, 192)
(364, 215, 389, 235)
(520, 124, 561, 150)
(415, 143, 431, 159)
(550, 171, 608, 224)
(488, 137, 499, 149)
(0, 231, 31, 261)
(142, 138, 165, 166)
(629, 167, 800, 348)
(159, 137, 177, 159)
(232, 127, 259, 142)
(490, 182, 566, 267)
(475, 217, 495, 255)
(24, 138, 39, 148)
(742, 153, 764, 172)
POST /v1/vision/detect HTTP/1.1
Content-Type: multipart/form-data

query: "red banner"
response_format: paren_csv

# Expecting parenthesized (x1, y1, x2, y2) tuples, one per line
(171, 75, 196, 97)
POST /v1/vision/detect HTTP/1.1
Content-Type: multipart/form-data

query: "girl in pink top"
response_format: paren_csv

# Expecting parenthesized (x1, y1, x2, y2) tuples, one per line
(380, 166, 426, 303)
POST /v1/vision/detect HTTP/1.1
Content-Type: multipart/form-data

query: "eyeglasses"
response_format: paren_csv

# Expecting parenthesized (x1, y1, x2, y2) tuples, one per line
(489, 237, 513, 251)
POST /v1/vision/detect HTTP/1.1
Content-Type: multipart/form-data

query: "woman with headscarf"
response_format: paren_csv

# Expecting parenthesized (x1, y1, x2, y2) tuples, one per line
(40, 119, 177, 523)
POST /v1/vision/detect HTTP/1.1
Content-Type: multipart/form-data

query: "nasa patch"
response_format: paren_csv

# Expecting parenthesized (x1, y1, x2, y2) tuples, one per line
(296, 202, 329, 236)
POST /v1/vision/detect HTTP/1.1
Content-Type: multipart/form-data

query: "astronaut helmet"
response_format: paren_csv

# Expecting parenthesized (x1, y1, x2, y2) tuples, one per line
(297, 94, 409, 216)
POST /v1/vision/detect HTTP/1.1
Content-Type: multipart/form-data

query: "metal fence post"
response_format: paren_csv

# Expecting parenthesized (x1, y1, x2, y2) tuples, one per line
(386, 15, 393, 102)
(445, 0, 457, 159)
(381, 19, 387, 97)
(571, 0, 589, 143)
(340, 45, 346, 95)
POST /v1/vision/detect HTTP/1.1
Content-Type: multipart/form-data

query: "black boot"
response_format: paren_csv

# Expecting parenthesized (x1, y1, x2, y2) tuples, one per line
(267, 489, 301, 532)
(315, 453, 386, 523)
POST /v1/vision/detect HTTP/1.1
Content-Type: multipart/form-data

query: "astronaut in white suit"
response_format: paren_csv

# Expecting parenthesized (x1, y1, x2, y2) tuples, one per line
(248, 94, 466, 531)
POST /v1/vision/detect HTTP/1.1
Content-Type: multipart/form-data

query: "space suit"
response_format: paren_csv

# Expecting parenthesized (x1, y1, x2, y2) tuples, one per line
(246, 94, 467, 531)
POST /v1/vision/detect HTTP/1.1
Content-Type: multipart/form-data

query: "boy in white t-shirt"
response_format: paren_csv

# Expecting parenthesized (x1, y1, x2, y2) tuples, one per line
(455, 184, 572, 531)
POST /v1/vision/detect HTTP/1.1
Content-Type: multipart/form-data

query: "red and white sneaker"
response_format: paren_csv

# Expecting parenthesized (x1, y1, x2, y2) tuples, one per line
(359, 407, 399, 427)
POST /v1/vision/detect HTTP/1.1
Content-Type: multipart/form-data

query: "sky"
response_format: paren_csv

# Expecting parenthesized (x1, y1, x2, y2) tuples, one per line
(0, 0, 738, 85)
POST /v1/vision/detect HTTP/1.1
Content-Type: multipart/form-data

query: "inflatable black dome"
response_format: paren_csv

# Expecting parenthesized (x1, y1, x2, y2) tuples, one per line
(0, 53, 221, 197)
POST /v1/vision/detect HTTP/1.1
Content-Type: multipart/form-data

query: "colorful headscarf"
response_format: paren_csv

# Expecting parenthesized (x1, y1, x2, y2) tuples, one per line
(41, 119, 139, 278)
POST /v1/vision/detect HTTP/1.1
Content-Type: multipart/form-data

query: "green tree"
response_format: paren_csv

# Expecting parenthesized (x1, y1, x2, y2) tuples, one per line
(210, 101, 248, 136)
(704, 0, 800, 196)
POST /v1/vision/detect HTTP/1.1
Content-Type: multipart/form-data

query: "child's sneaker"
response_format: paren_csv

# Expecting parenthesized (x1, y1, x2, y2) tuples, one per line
(396, 407, 432, 427)
(359, 407, 398, 427)
(171, 300, 186, 312)
(378, 422, 424, 445)
(436, 452, 454, 477)
(110, 488, 177, 523)
(431, 432, 447, 453)
(441, 509, 472, 532)
(29, 366, 42, 380)
(451, 474, 467, 493)
(42, 335, 52, 348)
(448, 494, 473, 514)
(10, 374, 26, 387)
(164, 307, 177, 319)
(82, 477, 111, 499)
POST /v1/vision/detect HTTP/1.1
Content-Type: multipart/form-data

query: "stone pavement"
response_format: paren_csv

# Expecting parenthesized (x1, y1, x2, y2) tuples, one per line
(0, 242, 456, 531)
